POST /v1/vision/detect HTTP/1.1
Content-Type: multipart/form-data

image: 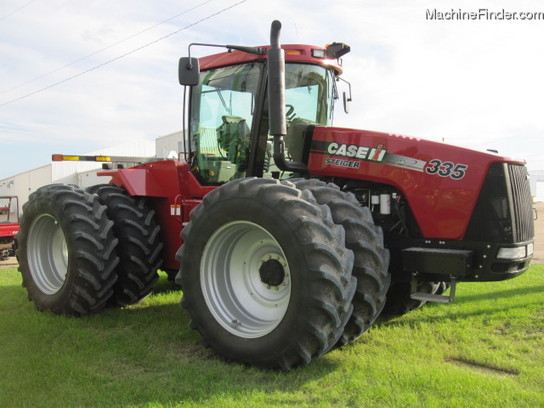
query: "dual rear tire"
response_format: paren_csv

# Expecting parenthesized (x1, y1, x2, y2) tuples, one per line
(86, 184, 163, 307)
(17, 184, 162, 315)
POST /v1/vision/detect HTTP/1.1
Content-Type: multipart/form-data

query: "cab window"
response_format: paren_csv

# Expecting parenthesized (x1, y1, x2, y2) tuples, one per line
(190, 63, 263, 185)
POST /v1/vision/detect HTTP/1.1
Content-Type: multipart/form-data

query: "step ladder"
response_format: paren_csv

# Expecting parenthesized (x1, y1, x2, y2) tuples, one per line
(410, 277, 457, 304)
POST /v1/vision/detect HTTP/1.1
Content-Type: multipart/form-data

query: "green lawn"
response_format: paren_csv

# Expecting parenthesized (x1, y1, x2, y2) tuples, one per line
(1, 265, 543, 408)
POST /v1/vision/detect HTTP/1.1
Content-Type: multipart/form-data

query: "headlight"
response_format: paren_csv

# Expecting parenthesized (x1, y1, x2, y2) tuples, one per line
(497, 246, 528, 260)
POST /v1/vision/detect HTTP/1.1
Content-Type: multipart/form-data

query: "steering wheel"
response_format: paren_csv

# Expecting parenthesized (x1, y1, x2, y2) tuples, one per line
(285, 104, 296, 122)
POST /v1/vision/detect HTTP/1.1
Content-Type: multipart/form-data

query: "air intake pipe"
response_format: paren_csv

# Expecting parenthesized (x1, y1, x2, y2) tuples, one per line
(267, 20, 308, 174)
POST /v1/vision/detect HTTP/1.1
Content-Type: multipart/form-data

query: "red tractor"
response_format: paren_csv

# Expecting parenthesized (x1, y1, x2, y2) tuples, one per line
(16, 21, 534, 369)
(0, 196, 19, 261)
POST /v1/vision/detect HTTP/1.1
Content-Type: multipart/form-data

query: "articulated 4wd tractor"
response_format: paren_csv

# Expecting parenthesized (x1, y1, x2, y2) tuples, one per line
(17, 21, 534, 370)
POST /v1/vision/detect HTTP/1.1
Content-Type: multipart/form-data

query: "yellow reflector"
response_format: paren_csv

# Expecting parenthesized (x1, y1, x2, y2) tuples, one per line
(95, 156, 112, 162)
(63, 156, 80, 161)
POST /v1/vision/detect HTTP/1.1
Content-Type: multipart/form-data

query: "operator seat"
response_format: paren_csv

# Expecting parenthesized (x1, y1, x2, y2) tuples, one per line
(217, 115, 251, 172)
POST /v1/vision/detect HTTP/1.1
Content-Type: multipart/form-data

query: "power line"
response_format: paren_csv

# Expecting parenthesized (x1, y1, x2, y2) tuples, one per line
(0, 0, 37, 23)
(0, 0, 247, 108)
(0, 0, 216, 96)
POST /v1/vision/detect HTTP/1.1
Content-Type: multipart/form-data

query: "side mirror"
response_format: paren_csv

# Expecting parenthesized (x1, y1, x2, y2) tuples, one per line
(178, 57, 200, 86)
(340, 78, 352, 114)
(343, 92, 351, 114)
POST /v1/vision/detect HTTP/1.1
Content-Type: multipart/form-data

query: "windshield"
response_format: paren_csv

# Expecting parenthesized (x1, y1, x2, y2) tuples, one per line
(284, 64, 336, 126)
(279, 64, 336, 169)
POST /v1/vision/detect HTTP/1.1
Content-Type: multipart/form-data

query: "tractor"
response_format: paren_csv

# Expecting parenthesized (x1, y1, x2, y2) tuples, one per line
(0, 196, 19, 260)
(16, 21, 534, 370)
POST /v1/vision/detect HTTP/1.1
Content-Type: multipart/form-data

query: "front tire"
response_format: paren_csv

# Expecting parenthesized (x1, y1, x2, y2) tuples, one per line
(17, 184, 119, 315)
(176, 178, 356, 370)
(293, 179, 390, 346)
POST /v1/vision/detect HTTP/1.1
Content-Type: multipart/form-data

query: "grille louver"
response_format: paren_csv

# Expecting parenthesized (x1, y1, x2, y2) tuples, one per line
(507, 164, 534, 242)
(465, 163, 534, 243)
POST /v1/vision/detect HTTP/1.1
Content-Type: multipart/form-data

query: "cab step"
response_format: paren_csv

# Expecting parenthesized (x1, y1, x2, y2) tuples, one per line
(410, 279, 457, 304)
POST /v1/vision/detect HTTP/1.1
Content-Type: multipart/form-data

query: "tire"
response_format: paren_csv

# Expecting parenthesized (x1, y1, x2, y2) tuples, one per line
(293, 179, 390, 346)
(86, 184, 163, 306)
(382, 280, 440, 317)
(176, 178, 356, 370)
(16, 184, 119, 316)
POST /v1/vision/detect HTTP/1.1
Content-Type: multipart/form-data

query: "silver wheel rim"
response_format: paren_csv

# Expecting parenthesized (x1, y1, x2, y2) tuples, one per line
(201, 221, 291, 338)
(28, 214, 69, 294)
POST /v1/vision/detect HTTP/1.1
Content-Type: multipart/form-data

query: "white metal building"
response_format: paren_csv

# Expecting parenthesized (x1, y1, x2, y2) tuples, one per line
(0, 137, 161, 210)
(156, 131, 184, 159)
(531, 170, 544, 202)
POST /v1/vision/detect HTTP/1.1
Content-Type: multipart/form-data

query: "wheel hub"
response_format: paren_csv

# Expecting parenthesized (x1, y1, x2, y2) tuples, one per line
(259, 258, 285, 287)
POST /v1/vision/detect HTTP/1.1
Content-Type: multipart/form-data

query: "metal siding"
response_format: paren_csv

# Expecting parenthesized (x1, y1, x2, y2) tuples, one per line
(0, 139, 156, 212)
(155, 131, 183, 159)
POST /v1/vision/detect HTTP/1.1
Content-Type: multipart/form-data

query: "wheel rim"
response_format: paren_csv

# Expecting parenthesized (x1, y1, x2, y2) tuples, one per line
(27, 214, 69, 295)
(201, 221, 291, 338)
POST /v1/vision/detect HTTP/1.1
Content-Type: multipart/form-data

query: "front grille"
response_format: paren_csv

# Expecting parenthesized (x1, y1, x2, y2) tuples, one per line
(465, 163, 534, 243)
(507, 164, 534, 242)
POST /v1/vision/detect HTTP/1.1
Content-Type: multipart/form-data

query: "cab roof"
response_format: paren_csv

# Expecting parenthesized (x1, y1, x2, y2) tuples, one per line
(198, 44, 344, 76)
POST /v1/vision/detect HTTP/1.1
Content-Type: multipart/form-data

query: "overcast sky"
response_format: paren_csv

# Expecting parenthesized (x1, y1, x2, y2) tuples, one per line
(1, 0, 543, 180)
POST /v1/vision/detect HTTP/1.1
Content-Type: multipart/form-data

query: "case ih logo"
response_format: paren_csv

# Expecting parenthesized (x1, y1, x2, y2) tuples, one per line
(326, 142, 387, 162)
(312, 140, 429, 174)
(313, 140, 466, 179)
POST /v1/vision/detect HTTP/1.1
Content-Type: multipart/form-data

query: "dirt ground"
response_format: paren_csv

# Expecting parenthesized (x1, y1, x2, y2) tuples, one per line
(0, 255, 17, 269)
(1, 203, 543, 269)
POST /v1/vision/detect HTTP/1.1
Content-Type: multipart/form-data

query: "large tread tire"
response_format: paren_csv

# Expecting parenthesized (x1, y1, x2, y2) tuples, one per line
(86, 184, 163, 306)
(16, 184, 119, 316)
(176, 178, 356, 370)
(293, 179, 390, 346)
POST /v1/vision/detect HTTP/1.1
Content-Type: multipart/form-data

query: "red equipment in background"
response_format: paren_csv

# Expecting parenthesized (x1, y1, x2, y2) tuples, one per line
(0, 196, 19, 260)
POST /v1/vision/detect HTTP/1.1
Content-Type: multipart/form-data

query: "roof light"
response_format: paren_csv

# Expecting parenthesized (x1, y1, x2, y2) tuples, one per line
(286, 50, 302, 56)
(311, 49, 326, 59)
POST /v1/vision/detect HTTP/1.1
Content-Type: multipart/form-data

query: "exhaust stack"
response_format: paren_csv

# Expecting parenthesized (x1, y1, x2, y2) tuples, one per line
(267, 20, 307, 174)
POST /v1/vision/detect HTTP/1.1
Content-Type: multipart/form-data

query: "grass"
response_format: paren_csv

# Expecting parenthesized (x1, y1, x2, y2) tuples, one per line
(1, 265, 543, 408)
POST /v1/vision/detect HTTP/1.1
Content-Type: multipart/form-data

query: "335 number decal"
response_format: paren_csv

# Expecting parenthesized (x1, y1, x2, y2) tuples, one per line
(425, 159, 468, 180)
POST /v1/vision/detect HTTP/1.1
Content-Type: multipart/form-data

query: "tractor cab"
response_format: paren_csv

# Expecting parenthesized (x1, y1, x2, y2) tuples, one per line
(180, 43, 349, 185)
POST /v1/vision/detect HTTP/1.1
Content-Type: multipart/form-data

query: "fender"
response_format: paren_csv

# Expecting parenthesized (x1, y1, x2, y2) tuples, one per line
(99, 160, 215, 271)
